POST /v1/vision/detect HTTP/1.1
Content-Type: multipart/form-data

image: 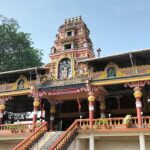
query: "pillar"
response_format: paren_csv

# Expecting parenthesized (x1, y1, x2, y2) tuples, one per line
(133, 87, 142, 128)
(50, 104, 56, 130)
(75, 139, 81, 150)
(89, 134, 94, 150)
(32, 97, 40, 125)
(88, 92, 95, 130)
(139, 134, 145, 150)
(0, 103, 5, 124)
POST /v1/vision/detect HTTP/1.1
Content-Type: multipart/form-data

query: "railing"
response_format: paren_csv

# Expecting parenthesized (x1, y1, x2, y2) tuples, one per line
(48, 117, 150, 150)
(10, 117, 149, 150)
(49, 120, 79, 150)
(0, 123, 41, 134)
(141, 116, 150, 127)
(80, 116, 150, 130)
(12, 122, 48, 150)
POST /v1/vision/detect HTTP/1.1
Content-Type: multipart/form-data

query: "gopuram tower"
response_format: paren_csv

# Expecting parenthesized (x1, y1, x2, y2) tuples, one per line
(46, 16, 95, 80)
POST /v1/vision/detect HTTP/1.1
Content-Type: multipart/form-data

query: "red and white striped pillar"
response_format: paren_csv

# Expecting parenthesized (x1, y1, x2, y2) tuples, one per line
(88, 92, 95, 130)
(133, 87, 142, 128)
(32, 97, 40, 125)
(0, 103, 5, 125)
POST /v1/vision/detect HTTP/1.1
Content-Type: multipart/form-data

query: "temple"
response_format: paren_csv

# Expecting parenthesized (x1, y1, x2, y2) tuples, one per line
(0, 16, 150, 150)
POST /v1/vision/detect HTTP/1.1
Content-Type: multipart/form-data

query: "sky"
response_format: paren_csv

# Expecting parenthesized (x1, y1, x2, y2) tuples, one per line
(0, 0, 150, 64)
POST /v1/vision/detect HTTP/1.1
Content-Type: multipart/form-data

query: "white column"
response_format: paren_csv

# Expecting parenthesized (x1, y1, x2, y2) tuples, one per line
(76, 139, 81, 150)
(89, 134, 94, 150)
(139, 134, 145, 150)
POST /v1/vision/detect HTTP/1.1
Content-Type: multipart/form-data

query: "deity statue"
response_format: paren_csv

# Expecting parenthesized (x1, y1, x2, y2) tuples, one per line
(58, 58, 71, 79)
(62, 66, 68, 79)
(107, 67, 116, 78)
(17, 79, 24, 89)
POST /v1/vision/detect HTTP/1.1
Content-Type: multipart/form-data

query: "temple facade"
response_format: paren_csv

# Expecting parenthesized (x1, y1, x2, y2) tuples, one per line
(0, 17, 150, 150)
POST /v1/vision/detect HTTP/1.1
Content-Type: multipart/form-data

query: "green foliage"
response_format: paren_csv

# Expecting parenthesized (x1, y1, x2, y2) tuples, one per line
(7, 124, 27, 133)
(0, 15, 43, 72)
(96, 118, 108, 125)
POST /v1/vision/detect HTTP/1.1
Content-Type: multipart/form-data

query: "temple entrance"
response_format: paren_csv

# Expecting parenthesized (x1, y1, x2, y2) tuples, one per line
(54, 118, 75, 131)
(53, 99, 89, 131)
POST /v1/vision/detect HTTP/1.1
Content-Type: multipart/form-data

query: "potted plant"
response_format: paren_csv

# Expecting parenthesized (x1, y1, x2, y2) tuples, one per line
(8, 124, 18, 133)
(7, 124, 27, 133)
(96, 118, 108, 129)
(93, 120, 100, 129)
(101, 118, 108, 129)
(17, 124, 26, 133)
(123, 114, 132, 128)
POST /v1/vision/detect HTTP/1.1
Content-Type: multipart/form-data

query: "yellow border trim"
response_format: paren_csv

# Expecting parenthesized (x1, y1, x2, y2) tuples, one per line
(0, 89, 31, 97)
(92, 76, 150, 86)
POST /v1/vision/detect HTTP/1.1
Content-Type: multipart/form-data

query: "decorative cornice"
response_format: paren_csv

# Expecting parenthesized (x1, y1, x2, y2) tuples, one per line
(92, 75, 150, 86)
(0, 89, 31, 97)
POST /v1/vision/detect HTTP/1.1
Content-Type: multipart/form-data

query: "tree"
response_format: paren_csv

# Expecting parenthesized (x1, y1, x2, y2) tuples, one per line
(0, 15, 43, 72)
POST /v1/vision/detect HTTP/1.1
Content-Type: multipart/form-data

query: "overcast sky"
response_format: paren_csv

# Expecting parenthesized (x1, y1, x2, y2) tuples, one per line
(0, 0, 150, 64)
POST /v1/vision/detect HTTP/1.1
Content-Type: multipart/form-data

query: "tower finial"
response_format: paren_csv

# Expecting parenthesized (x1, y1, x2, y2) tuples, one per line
(75, 16, 78, 22)
(64, 19, 67, 24)
(72, 17, 74, 22)
(68, 18, 71, 23)
(79, 16, 82, 21)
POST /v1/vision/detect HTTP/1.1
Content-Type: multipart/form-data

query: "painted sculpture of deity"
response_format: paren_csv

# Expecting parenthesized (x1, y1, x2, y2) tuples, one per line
(17, 79, 25, 89)
(107, 67, 116, 78)
(58, 58, 71, 79)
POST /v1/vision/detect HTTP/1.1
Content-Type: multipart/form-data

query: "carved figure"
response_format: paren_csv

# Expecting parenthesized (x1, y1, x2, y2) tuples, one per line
(17, 79, 24, 89)
(58, 58, 71, 79)
(107, 67, 116, 78)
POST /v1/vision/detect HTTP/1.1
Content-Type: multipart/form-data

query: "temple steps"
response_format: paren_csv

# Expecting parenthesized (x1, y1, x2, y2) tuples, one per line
(29, 131, 64, 150)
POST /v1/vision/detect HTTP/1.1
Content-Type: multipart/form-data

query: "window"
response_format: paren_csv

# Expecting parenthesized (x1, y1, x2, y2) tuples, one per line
(67, 31, 72, 36)
(64, 44, 71, 50)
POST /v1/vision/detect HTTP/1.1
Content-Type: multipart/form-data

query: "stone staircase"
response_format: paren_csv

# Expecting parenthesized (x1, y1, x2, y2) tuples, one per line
(29, 131, 64, 150)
